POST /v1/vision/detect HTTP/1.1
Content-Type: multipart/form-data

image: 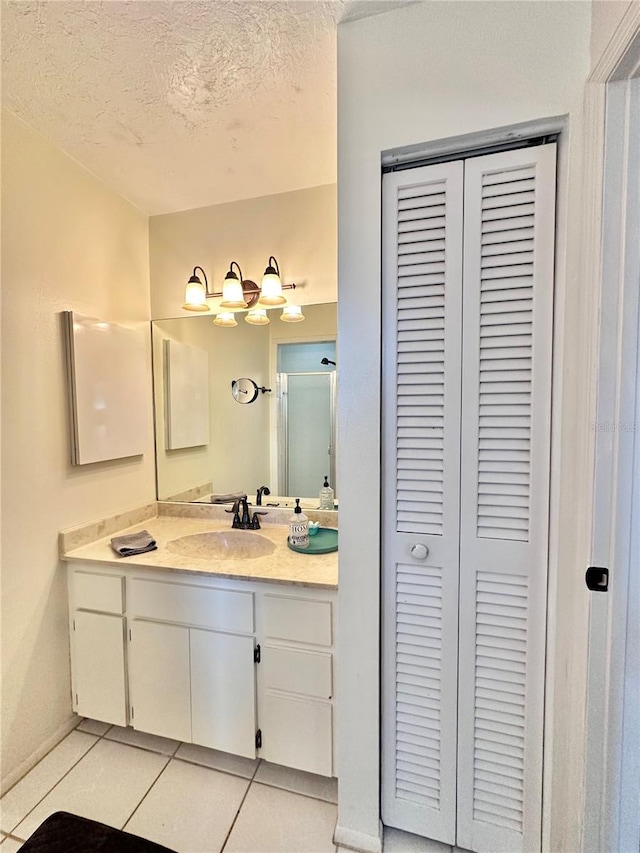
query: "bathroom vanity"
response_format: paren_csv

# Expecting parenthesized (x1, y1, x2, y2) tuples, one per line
(61, 505, 338, 778)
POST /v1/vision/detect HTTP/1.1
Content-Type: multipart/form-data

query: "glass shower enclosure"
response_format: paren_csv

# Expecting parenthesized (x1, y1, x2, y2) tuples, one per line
(277, 341, 337, 500)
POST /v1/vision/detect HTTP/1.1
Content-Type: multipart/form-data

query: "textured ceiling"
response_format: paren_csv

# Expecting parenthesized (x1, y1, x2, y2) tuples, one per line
(2, 0, 410, 215)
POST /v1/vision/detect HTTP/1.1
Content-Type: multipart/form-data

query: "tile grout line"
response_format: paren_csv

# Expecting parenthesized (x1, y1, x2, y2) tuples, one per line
(101, 730, 182, 760)
(4, 735, 103, 837)
(248, 777, 338, 807)
(121, 755, 173, 832)
(218, 759, 263, 852)
(170, 755, 258, 784)
(0, 718, 97, 799)
(101, 732, 339, 806)
(89, 727, 339, 805)
(3, 721, 178, 840)
(6, 720, 338, 846)
(102, 738, 182, 760)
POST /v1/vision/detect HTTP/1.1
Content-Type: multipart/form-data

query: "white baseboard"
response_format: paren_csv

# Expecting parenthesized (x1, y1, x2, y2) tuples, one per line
(1, 715, 79, 796)
(335, 823, 383, 853)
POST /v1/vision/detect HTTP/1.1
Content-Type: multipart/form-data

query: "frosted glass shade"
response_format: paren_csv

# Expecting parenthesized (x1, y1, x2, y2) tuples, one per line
(220, 276, 248, 309)
(280, 305, 305, 323)
(259, 272, 286, 306)
(183, 279, 209, 312)
(213, 312, 238, 327)
(245, 309, 270, 325)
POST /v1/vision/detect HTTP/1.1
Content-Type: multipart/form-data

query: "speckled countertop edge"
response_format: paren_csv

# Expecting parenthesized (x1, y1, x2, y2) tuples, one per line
(59, 502, 158, 554)
(60, 502, 338, 590)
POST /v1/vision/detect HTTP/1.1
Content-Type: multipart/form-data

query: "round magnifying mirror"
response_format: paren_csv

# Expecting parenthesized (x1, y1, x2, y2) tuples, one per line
(231, 378, 259, 404)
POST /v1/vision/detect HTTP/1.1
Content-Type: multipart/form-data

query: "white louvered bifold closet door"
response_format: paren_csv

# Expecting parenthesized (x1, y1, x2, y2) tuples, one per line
(382, 143, 556, 853)
(456, 144, 556, 853)
(381, 161, 464, 845)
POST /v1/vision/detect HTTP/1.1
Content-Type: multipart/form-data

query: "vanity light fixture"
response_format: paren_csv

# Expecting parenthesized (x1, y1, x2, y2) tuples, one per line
(213, 312, 238, 327)
(220, 262, 248, 309)
(183, 266, 211, 312)
(280, 304, 305, 323)
(259, 256, 287, 306)
(182, 259, 297, 314)
(245, 308, 270, 326)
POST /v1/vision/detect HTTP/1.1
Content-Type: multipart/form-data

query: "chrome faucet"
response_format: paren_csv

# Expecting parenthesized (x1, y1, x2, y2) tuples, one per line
(256, 485, 271, 506)
(226, 496, 267, 530)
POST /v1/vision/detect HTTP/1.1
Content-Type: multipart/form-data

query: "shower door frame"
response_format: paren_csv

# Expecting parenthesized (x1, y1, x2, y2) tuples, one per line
(277, 369, 337, 499)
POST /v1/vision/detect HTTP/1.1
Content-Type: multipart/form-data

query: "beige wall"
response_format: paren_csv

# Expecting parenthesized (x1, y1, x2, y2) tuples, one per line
(336, 3, 591, 851)
(149, 184, 337, 320)
(1, 111, 154, 789)
(591, 0, 633, 67)
(270, 302, 337, 345)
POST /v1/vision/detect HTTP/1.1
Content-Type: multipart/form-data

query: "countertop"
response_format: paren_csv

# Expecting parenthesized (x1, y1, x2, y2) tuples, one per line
(61, 508, 338, 590)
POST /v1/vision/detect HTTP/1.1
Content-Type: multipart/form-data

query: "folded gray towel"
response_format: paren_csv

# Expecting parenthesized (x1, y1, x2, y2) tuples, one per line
(110, 530, 157, 557)
(210, 492, 247, 504)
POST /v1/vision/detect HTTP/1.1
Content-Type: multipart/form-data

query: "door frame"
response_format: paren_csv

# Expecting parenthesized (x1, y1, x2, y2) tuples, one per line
(582, 9, 640, 853)
(376, 123, 567, 853)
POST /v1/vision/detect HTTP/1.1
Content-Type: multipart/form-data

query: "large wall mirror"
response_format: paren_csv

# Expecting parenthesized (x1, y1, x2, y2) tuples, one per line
(152, 303, 337, 509)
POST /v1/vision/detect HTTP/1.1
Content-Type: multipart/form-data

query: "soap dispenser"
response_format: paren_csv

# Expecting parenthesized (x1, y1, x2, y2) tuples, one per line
(319, 475, 335, 510)
(289, 499, 309, 548)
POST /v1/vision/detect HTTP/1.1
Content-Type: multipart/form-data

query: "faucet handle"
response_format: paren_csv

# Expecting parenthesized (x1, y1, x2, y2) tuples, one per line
(251, 511, 267, 530)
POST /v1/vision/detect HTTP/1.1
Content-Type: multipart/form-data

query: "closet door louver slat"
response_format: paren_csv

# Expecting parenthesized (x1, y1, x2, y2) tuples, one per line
(382, 162, 463, 845)
(457, 145, 556, 853)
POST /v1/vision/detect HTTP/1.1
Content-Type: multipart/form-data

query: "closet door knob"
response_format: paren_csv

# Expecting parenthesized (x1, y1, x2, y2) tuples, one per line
(410, 543, 429, 560)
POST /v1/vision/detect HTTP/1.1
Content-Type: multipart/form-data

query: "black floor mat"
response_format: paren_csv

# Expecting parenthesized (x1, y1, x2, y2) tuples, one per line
(19, 811, 177, 853)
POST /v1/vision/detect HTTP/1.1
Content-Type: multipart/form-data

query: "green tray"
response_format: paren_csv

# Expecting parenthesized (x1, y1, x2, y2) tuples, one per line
(287, 527, 338, 554)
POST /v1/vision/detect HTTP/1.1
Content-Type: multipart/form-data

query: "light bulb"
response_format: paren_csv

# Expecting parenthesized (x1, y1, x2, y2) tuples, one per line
(259, 259, 286, 306)
(213, 312, 238, 327)
(280, 305, 305, 323)
(183, 278, 209, 312)
(245, 309, 270, 325)
(220, 271, 248, 309)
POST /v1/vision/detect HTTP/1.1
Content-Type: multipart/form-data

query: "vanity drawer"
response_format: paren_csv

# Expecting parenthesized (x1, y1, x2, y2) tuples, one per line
(74, 572, 124, 615)
(129, 578, 254, 633)
(260, 692, 333, 777)
(263, 645, 332, 699)
(263, 595, 332, 646)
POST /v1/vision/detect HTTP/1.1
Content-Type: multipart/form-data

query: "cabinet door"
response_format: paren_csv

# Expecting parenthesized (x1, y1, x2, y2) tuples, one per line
(190, 630, 256, 759)
(129, 620, 191, 742)
(260, 691, 333, 777)
(72, 611, 127, 726)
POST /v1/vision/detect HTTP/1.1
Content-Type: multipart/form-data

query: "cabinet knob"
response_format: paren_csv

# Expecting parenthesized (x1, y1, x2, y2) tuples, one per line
(410, 543, 429, 560)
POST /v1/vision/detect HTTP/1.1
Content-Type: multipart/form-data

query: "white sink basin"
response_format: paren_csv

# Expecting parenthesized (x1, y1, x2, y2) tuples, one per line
(167, 530, 276, 560)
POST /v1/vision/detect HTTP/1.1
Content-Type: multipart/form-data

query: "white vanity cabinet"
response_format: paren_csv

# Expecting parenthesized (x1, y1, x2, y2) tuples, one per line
(128, 620, 192, 742)
(127, 577, 257, 755)
(258, 594, 335, 776)
(190, 629, 257, 758)
(67, 564, 337, 777)
(69, 571, 127, 726)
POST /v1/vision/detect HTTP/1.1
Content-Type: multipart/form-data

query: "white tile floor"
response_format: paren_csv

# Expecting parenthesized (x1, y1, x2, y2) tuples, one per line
(0, 720, 338, 853)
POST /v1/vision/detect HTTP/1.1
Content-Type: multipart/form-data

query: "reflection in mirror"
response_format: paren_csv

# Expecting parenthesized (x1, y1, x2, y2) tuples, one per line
(152, 303, 337, 508)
